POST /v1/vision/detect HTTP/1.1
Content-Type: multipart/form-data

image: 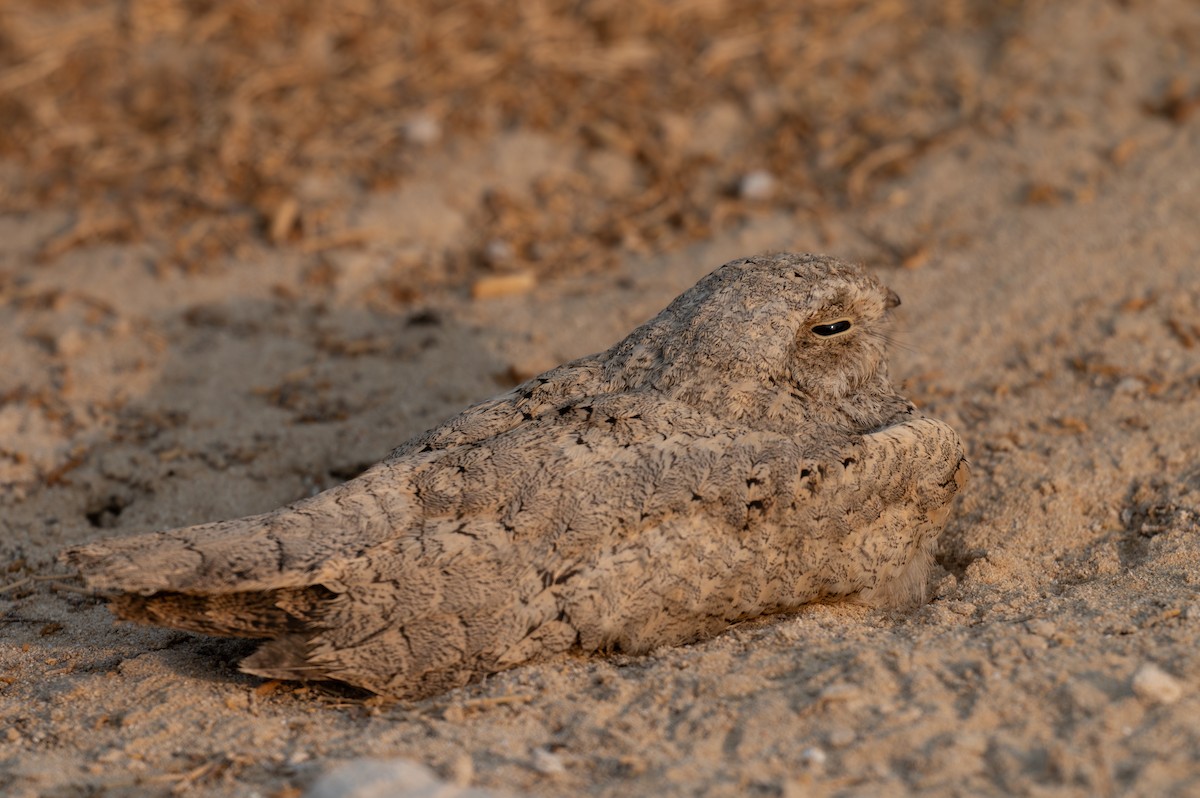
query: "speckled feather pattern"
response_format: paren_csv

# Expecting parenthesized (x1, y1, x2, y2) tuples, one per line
(65, 253, 968, 698)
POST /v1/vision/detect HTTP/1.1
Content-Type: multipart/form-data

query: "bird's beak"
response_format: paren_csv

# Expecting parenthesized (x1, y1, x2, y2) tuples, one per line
(885, 289, 901, 310)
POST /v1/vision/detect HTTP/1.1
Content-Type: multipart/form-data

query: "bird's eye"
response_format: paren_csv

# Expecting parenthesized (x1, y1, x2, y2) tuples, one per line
(811, 320, 852, 337)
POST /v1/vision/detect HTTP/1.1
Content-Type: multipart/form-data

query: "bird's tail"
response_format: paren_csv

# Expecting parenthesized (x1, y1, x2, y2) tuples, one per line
(105, 585, 335, 638)
(61, 464, 410, 596)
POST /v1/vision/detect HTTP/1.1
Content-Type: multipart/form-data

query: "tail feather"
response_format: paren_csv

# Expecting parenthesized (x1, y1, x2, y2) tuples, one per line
(107, 586, 335, 638)
(61, 464, 413, 595)
(239, 634, 330, 680)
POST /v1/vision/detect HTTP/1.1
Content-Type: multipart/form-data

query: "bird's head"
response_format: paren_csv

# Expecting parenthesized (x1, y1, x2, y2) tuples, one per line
(607, 253, 909, 432)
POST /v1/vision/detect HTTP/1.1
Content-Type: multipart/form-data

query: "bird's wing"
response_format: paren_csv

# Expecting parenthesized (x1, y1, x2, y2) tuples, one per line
(62, 387, 747, 596)
(61, 356, 604, 596)
(513, 408, 968, 653)
(386, 357, 607, 457)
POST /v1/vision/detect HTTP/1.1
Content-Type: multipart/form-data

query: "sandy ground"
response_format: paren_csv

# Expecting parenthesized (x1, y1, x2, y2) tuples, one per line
(3, 1, 1200, 796)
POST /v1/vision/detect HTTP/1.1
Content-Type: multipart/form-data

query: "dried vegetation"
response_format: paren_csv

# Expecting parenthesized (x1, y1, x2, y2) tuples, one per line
(1, 0, 1018, 282)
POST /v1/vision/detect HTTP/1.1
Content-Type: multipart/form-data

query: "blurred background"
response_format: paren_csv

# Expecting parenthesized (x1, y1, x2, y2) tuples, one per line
(0, 0, 1045, 289)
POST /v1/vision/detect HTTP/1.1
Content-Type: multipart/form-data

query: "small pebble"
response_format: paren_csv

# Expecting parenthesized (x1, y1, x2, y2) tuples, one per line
(818, 683, 860, 703)
(404, 114, 442, 145)
(306, 758, 509, 798)
(1025, 619, 1056, 638)
(306, 760, 436, 798)
(55, 327, 89, 357)
(738, 169, 776, 200)
(827, 727, 856, 748)
(449, 752, 475, 786)
(96, 748, 123, 763)
(1131, 662, 1184, 705)
(949, 601, 977, 617)
(482, 239, 514, 268)
(1114, 377, 1146, 396)
(800, 747, 827, 768)
(530, 747, 566, 775)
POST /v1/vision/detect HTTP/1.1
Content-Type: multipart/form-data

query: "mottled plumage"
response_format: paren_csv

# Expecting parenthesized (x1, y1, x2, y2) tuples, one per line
(64, 253, 968, 698)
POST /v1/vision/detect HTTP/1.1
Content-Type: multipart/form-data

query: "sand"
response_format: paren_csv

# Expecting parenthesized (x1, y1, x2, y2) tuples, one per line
(2, 1, 1200, 795)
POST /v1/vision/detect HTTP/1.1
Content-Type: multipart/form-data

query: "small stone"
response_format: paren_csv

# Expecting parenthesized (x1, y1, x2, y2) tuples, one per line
(738, 170, 777, 201)
(1026, 619, 1056, 637)
(1131, 662, 1184, 705)
(800, 747, 827, 768)
(949, 601, 977, 617)
(1115, 377, 1146, 396)
(827, 727, 856, 748)
(818, 683, 860, 703)
(96, 748, 123, 763)
(530, 747, 566, 775)
(933, 572, 959, 599)
(55, 327, 88, 357)
(404, 114, 442, 145)
(449, 752, 474, 786)
(305, 758, 511, 798)
(1021, 634, 1049, 653)
(482, 239, 514, 268)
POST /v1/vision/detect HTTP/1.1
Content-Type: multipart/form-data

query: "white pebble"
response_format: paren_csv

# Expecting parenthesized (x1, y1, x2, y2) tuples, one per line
(827, 727, 857, 748)
(1114, 377, 1146, 396)
(404, 114, 442, 145)
(738, 169, 777, 200)
(800, 747, 827, 768)
(818, 683, 860, 703)
(305, 759, 436, 798)
(483, 239, 514, 267)
(305, 758, 510, 798)
(530, 747, 566, 775)
(1131, 663, 1184, 705)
